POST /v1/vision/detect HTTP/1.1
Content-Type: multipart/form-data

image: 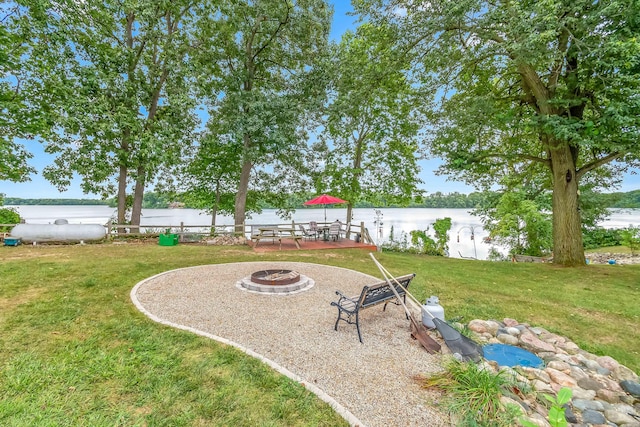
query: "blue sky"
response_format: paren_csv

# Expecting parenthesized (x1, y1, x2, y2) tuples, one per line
(1, 2, 638, 199)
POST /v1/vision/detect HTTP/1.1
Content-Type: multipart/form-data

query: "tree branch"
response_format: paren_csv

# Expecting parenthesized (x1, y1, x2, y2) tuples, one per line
(252, 1, 291, 62)
(548, 27, 569, 93)
(471, 152, 550, 167)
(576, 151, 622, 179)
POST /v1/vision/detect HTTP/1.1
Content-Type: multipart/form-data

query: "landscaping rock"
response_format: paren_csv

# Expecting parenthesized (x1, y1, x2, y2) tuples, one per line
(621, 380, 640, 398)
(500, 395, 526, 415)
(605, 409, 638, 425)
(547, 360, 571, 372)
(612, 403, 638, 416)
(598, 375, 625, 392)
(571, 366, 591, 382)
(205, 236, 247, 245)
(584, 359, 603, 372)
(497, 333, 519, 345)
(468, 319, 488, 333)
(545, 368, 577, 388)
(503, 317, 519, 327)
(571, 387, 597, 400)
(598, 356, 621, 372)
(582, 409, 606, 424)
(578, 377, 604, 391)
(563, 404, 578, 423)
(532, 379, 554, 393)
(596, 388, 623, 404)
(485, 320, 501, 334)
(520, 331, 556, 353)
(556, 340, 581, 354)
(521, 415, 549, 427)
(573, 398, 605, 412)
(467, 318, 639, 427)
(616, 366, 640, 383)
(587, 252, 640, 265)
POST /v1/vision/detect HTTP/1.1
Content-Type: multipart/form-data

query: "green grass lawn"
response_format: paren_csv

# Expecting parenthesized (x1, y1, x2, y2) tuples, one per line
(1, 243, 638, 426)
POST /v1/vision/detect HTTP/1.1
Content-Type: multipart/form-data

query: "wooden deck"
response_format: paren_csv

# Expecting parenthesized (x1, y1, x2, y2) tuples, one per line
(249, 236, 378, 252)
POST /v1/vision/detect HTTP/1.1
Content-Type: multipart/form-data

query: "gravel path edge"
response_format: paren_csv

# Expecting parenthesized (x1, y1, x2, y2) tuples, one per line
(130, 266, 366, 427)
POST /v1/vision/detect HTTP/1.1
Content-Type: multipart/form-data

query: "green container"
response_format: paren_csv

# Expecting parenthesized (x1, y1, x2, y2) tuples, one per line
(159, 232, 178, 246)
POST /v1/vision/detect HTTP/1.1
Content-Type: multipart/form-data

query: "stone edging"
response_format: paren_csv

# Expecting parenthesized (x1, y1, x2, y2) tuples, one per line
(466, 318, 640, 426)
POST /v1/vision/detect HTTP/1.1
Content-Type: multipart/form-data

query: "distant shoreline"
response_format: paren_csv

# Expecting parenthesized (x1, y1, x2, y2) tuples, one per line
(4, 188, 640, 209)
(3, 198, 110, 206)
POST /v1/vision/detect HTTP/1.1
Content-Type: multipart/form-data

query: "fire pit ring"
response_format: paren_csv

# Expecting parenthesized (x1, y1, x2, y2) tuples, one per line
(237, 269, 314, 294)
(251, 269, 300, 286)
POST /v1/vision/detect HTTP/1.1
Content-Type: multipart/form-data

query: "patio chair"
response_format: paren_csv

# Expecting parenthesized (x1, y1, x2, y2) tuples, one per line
(329, 222, 341, 241)
(298, 224, 317, 241)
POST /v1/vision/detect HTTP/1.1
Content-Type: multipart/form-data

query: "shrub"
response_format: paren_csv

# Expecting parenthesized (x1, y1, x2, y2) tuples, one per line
(0, 207, 21, 232)
(582, 227, 622, 249)
(620, 226, 640, 256)
(382, 218, 452, 256)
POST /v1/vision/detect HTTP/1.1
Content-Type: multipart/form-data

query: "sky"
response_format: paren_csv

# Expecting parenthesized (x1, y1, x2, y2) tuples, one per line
(1, 2, 638, 200)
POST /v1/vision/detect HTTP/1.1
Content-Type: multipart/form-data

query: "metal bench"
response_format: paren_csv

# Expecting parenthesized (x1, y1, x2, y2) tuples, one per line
(330, 273, 416, 343)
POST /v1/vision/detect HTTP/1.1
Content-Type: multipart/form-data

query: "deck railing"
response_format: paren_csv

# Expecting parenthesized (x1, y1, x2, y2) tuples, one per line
(1, 221, 375, 244)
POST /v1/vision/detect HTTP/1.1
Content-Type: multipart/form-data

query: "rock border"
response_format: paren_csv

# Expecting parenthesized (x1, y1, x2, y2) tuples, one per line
(465, 318, 640, 426)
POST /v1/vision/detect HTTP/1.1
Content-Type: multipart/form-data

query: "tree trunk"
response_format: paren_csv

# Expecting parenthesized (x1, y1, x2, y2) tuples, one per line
(211, 179, 220, 232)
(549, 142, 585, 266)
(346, 204, 353, 226)
(130, 165, 145, 234)
(234, 134, 253, 234)
(346, 136, 364, 225)
(117, 164, 128, 234)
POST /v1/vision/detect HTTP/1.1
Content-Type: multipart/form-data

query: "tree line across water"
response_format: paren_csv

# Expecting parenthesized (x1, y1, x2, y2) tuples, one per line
(5, 189, 640, 210)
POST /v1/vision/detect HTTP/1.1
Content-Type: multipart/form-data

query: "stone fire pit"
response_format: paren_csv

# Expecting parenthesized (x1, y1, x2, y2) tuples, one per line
(238, 269, 314, 294)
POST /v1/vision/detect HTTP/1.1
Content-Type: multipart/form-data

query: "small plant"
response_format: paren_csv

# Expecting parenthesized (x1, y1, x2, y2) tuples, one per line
(410, 229, 438, 254)
(487, 247, 510, 262)
(521, 387, 572, 427)
(383, 217, 452, 256)
(420, 359, 517, 426)
(620, 226, 640, 256)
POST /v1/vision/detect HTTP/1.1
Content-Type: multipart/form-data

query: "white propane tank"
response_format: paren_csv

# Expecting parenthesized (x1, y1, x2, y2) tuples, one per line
(422, 296, 445, 329)
(11, 219, 106, 243)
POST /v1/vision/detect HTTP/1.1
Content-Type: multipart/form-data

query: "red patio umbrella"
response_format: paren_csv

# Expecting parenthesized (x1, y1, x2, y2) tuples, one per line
(303, 194, 348, 223)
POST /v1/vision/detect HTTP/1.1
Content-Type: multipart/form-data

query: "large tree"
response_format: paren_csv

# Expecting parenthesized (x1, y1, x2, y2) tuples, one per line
(192, 0, 332, 233)
(0, 3, 58, 184)
(21, 0, 198, 230)
(316, 23, 427, 223)
(355, 0, 640, 265)
(178, 133, 243, 228)
(315, 24, 427, 222)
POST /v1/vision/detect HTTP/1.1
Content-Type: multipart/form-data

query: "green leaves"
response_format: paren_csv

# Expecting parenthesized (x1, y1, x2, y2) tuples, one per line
(17, 0, 199, 224)
(318, 23, 427, 218)
(189, 0, 332, 225)
(356, 0, 640, 265)
(528, 387, 573, 427)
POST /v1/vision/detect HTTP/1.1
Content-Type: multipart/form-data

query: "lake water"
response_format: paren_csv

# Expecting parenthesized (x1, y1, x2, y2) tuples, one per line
(7, 205, 640, 260)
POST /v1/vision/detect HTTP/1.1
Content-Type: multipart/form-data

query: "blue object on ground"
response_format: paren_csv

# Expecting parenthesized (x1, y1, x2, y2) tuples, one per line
(4, 237, 21, 246)
(483, 343, 544, 368)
